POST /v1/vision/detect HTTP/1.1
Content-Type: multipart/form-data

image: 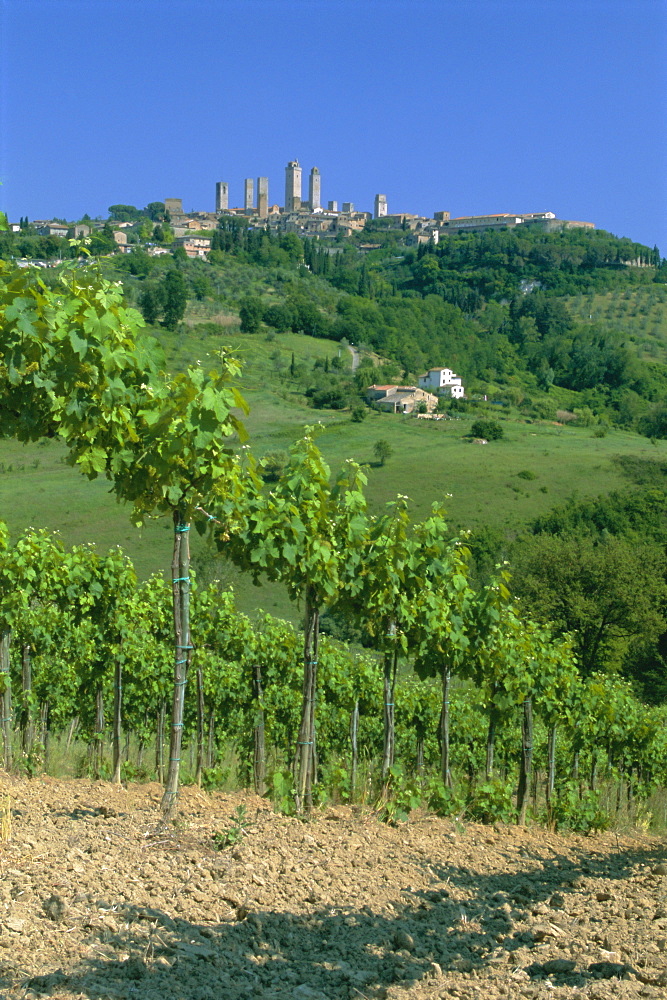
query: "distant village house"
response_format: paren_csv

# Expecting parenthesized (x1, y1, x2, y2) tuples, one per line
(35, 222, 69, 238)
(366, 385, 439, 414)
(173, 235, 211, 259)
(418, 367, 465, 399)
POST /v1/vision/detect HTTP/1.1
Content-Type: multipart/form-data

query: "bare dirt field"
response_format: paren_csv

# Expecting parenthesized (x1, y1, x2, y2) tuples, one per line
(0, 775, 666, 1000)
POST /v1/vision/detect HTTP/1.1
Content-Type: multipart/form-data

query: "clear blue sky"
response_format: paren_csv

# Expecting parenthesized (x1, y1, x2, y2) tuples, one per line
(1, 0, 665, 251)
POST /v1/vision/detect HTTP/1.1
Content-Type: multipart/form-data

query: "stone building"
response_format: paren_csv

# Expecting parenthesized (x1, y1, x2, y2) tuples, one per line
(366, 385, 439, 414)
(418, 367, 464, 399)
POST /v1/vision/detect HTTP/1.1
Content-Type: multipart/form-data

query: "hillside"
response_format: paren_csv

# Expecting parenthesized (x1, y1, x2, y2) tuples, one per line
(1, 223, 666, 626)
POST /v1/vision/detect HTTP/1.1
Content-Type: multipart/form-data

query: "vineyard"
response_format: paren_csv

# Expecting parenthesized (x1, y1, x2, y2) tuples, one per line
(0, 257, 666, 833)
(0, 515, 666, 831)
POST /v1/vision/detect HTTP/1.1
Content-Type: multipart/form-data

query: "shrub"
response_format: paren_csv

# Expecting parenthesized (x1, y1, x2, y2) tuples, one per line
(470, 418, 504, 441)
(201, 765, 231, 791)
(530, 400, 556, 421)
(379, 764, 423, 824)
(547, 784, 609, 834)
(426, 778, 464, 818)
(466, 778, 514, 824)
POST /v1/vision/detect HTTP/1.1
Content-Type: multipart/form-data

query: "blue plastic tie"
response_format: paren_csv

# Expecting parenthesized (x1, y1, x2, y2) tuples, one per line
(176, 644, 194, 649)
(175, 526, 190, 533)
(172, 723, 184, 729)
(175, 678, 187, 686)
(173, 577, 189, 583)
(298, 741, 313, 745)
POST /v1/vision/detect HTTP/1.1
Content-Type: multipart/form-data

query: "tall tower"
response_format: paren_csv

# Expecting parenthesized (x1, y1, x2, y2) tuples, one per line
(257, 177, 269, 218)
(374, 193, 388, 219)
(244, 178, 254, 211)
(215, 182, 229, 213)
(285, 160, 302, 212)
(309, 167, 321, 211)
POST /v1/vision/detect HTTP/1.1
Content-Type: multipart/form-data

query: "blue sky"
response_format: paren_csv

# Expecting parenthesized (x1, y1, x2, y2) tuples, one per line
(1, 0, 665, 251)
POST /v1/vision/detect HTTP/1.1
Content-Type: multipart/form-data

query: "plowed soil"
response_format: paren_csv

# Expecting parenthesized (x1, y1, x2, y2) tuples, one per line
(0, 775, 666, 999)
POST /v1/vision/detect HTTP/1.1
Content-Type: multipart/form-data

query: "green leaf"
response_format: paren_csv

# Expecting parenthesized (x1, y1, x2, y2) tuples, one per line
(68, 328, 89, 360)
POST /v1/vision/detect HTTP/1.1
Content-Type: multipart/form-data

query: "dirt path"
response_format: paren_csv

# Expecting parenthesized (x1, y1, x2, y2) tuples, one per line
(0, 775, 665, 999)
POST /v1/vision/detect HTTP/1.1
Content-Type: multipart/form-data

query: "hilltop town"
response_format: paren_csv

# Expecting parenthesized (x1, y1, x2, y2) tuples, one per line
(150, 159, 594, 258)
(5, 158, 595, 261)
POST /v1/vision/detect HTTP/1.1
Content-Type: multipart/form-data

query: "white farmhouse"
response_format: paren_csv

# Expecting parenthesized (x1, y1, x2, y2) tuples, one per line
(418, 367, 465, 399)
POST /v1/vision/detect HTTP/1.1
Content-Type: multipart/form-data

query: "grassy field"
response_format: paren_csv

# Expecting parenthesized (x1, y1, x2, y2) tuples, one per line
(1, 397, 663, 620)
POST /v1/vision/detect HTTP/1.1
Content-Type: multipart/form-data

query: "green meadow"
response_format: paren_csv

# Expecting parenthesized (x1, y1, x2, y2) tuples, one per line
(1, 326, 663, 622)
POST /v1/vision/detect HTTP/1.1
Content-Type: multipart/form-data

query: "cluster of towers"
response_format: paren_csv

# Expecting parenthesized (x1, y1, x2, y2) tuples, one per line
(215, 161, 387, 219)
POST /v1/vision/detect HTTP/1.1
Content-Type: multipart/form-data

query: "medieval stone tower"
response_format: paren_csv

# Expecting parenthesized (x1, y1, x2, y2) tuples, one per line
(374, 193, 388, 218)
(285, 160, 302, 212)
(309, 167, 321, 211)
(257, 177, 269, 218)
(215, 182, 229, 213)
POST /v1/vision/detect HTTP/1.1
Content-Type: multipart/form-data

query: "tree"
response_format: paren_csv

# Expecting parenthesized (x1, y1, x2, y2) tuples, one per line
(373, 439, 393, 466)
(162, 269, 188, 328)
(341, 498, 418, 777)
(411, 516, 473, 787)
(91, 359, 249, 819)
(263, 303, 293, 332)
(0, 258, 249, 819)
(239, 296, 263, 333)
(511, 533, 667, 677)
(639, 404, 667, 440)
(218, 433, 368, 812)
(108, 205, 141, 222)
(138, 283, 163, 325)
(144, 202, 166, 222)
